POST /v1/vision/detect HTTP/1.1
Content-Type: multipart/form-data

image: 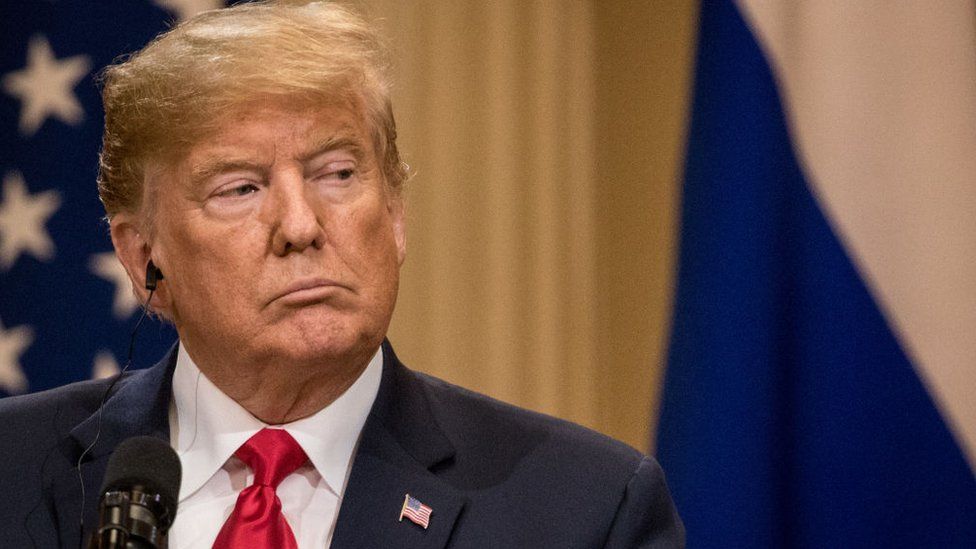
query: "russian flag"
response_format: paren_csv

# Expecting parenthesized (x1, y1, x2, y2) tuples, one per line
(656, 1, 976, 546)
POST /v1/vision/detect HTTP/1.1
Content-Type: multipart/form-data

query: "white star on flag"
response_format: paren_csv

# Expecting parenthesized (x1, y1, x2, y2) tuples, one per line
(2, 35, 90, 136)
(0, 172, 61, 270)
(0, 318, 33, 394)
(90, 252, 139, 319)
(92, 350, 121, 380)
(154, 0, 225, 22)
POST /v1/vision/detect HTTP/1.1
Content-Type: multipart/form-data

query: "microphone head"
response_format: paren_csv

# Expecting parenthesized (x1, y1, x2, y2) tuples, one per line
(101, 436, 181, 522)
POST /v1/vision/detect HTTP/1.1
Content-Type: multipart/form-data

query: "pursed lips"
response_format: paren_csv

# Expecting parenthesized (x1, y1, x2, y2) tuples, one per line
(268, 278, 350, 307)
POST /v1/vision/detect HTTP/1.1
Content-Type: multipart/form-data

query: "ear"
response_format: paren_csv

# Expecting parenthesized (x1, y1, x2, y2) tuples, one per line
(388, 195, 406, 266)
(109, 213, 169, 316)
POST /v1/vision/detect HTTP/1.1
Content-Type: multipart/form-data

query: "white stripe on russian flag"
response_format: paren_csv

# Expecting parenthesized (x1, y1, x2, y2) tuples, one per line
(738, 0, 976, 474)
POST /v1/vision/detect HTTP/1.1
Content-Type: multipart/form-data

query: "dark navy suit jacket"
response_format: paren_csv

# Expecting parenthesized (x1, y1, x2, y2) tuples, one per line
(0, 341, 683, 548)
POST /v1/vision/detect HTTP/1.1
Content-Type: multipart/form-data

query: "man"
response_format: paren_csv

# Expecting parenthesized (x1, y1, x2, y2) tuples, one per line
(0, 2, 683, 547)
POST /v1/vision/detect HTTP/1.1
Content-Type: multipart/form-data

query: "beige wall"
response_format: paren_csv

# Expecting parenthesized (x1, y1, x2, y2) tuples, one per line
(359, 0, 697, 452)
(593, 1, 697, 451)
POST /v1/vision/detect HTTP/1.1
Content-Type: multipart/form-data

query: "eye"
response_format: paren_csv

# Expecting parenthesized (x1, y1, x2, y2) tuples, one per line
(214, 182, 260, 198)
(313, 163, 357, 186)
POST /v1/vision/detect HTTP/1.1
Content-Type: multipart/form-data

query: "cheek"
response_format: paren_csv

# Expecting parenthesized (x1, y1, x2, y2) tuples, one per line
(336, 205, 399, 272)
(158, 224, 259, 310)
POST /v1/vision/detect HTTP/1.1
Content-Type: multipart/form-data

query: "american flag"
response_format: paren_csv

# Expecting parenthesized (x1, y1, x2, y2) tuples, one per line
(0, 1, 225, 398)
(399, 494, 433, 529)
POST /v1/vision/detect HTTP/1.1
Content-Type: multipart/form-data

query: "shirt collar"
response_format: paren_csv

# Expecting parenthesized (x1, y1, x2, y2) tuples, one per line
(169, 343, 383, 502)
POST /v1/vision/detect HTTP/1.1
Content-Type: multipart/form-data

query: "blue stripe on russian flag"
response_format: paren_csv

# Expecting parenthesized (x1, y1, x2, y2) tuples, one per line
(656, 2, 976, 546)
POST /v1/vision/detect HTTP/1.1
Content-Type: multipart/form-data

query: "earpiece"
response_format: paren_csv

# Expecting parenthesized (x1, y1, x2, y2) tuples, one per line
(80, 263, 161, 540)
(145, 260, 164, 291)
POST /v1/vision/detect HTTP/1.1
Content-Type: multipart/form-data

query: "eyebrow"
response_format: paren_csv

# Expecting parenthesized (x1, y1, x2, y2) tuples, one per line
(189, 158, 267, 189)
(298, 134, 366, 164)
(187, 133, 368, 188)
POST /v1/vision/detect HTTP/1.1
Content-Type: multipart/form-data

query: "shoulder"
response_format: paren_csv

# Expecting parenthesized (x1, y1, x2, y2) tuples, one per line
(414, 369, 645, 474)
(401, 368, 685, 547)
(0, 377, 115, 464)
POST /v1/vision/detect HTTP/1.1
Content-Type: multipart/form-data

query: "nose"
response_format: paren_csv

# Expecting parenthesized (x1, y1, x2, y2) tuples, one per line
(267, 172, 325, 256)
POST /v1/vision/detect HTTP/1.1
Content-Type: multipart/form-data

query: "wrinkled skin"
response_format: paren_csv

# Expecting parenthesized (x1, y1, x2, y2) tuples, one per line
(111, 100, 405, 423)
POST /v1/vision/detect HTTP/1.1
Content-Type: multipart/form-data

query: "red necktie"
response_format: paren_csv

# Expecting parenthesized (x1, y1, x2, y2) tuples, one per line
(213, 428, 308, 549)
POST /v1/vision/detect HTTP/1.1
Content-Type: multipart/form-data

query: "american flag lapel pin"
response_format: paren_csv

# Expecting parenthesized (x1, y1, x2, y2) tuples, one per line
(399, 493, 433, 529)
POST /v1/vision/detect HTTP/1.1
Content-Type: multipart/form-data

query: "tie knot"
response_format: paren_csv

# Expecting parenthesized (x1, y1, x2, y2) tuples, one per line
(235, 428, 308, 488)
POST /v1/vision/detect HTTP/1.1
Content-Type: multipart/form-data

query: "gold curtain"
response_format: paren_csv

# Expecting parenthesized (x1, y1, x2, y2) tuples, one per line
(357, 0, 697, 452)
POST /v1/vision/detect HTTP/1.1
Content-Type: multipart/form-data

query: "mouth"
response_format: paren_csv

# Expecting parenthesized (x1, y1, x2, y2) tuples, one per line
(270, 278, 350, 307)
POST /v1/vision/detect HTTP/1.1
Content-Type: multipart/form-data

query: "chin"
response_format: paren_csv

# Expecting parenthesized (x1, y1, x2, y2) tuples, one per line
(265, 316, 384, 367)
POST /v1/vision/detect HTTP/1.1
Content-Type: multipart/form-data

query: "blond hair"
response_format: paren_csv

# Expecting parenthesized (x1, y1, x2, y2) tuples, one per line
(97, 0, 407, 223)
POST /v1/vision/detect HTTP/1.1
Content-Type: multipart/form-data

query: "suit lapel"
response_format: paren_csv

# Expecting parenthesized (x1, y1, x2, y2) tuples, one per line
(37, 340, 463, 547)
(45, 345, 177, 547)
(331, 342, 466, 549)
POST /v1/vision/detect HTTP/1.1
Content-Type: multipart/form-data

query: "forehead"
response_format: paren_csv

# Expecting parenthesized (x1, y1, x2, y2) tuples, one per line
(186, 99, 372, 161)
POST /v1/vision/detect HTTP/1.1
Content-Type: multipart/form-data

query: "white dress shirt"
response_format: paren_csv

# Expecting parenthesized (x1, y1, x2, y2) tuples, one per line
(166, 344, 382, 549)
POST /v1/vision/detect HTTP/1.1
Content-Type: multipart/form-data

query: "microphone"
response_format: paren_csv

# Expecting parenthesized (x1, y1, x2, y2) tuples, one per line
(92, 436, 181, 548)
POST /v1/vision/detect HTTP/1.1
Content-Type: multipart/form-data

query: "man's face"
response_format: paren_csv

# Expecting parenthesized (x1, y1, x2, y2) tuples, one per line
(145, 100, 405, 372)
